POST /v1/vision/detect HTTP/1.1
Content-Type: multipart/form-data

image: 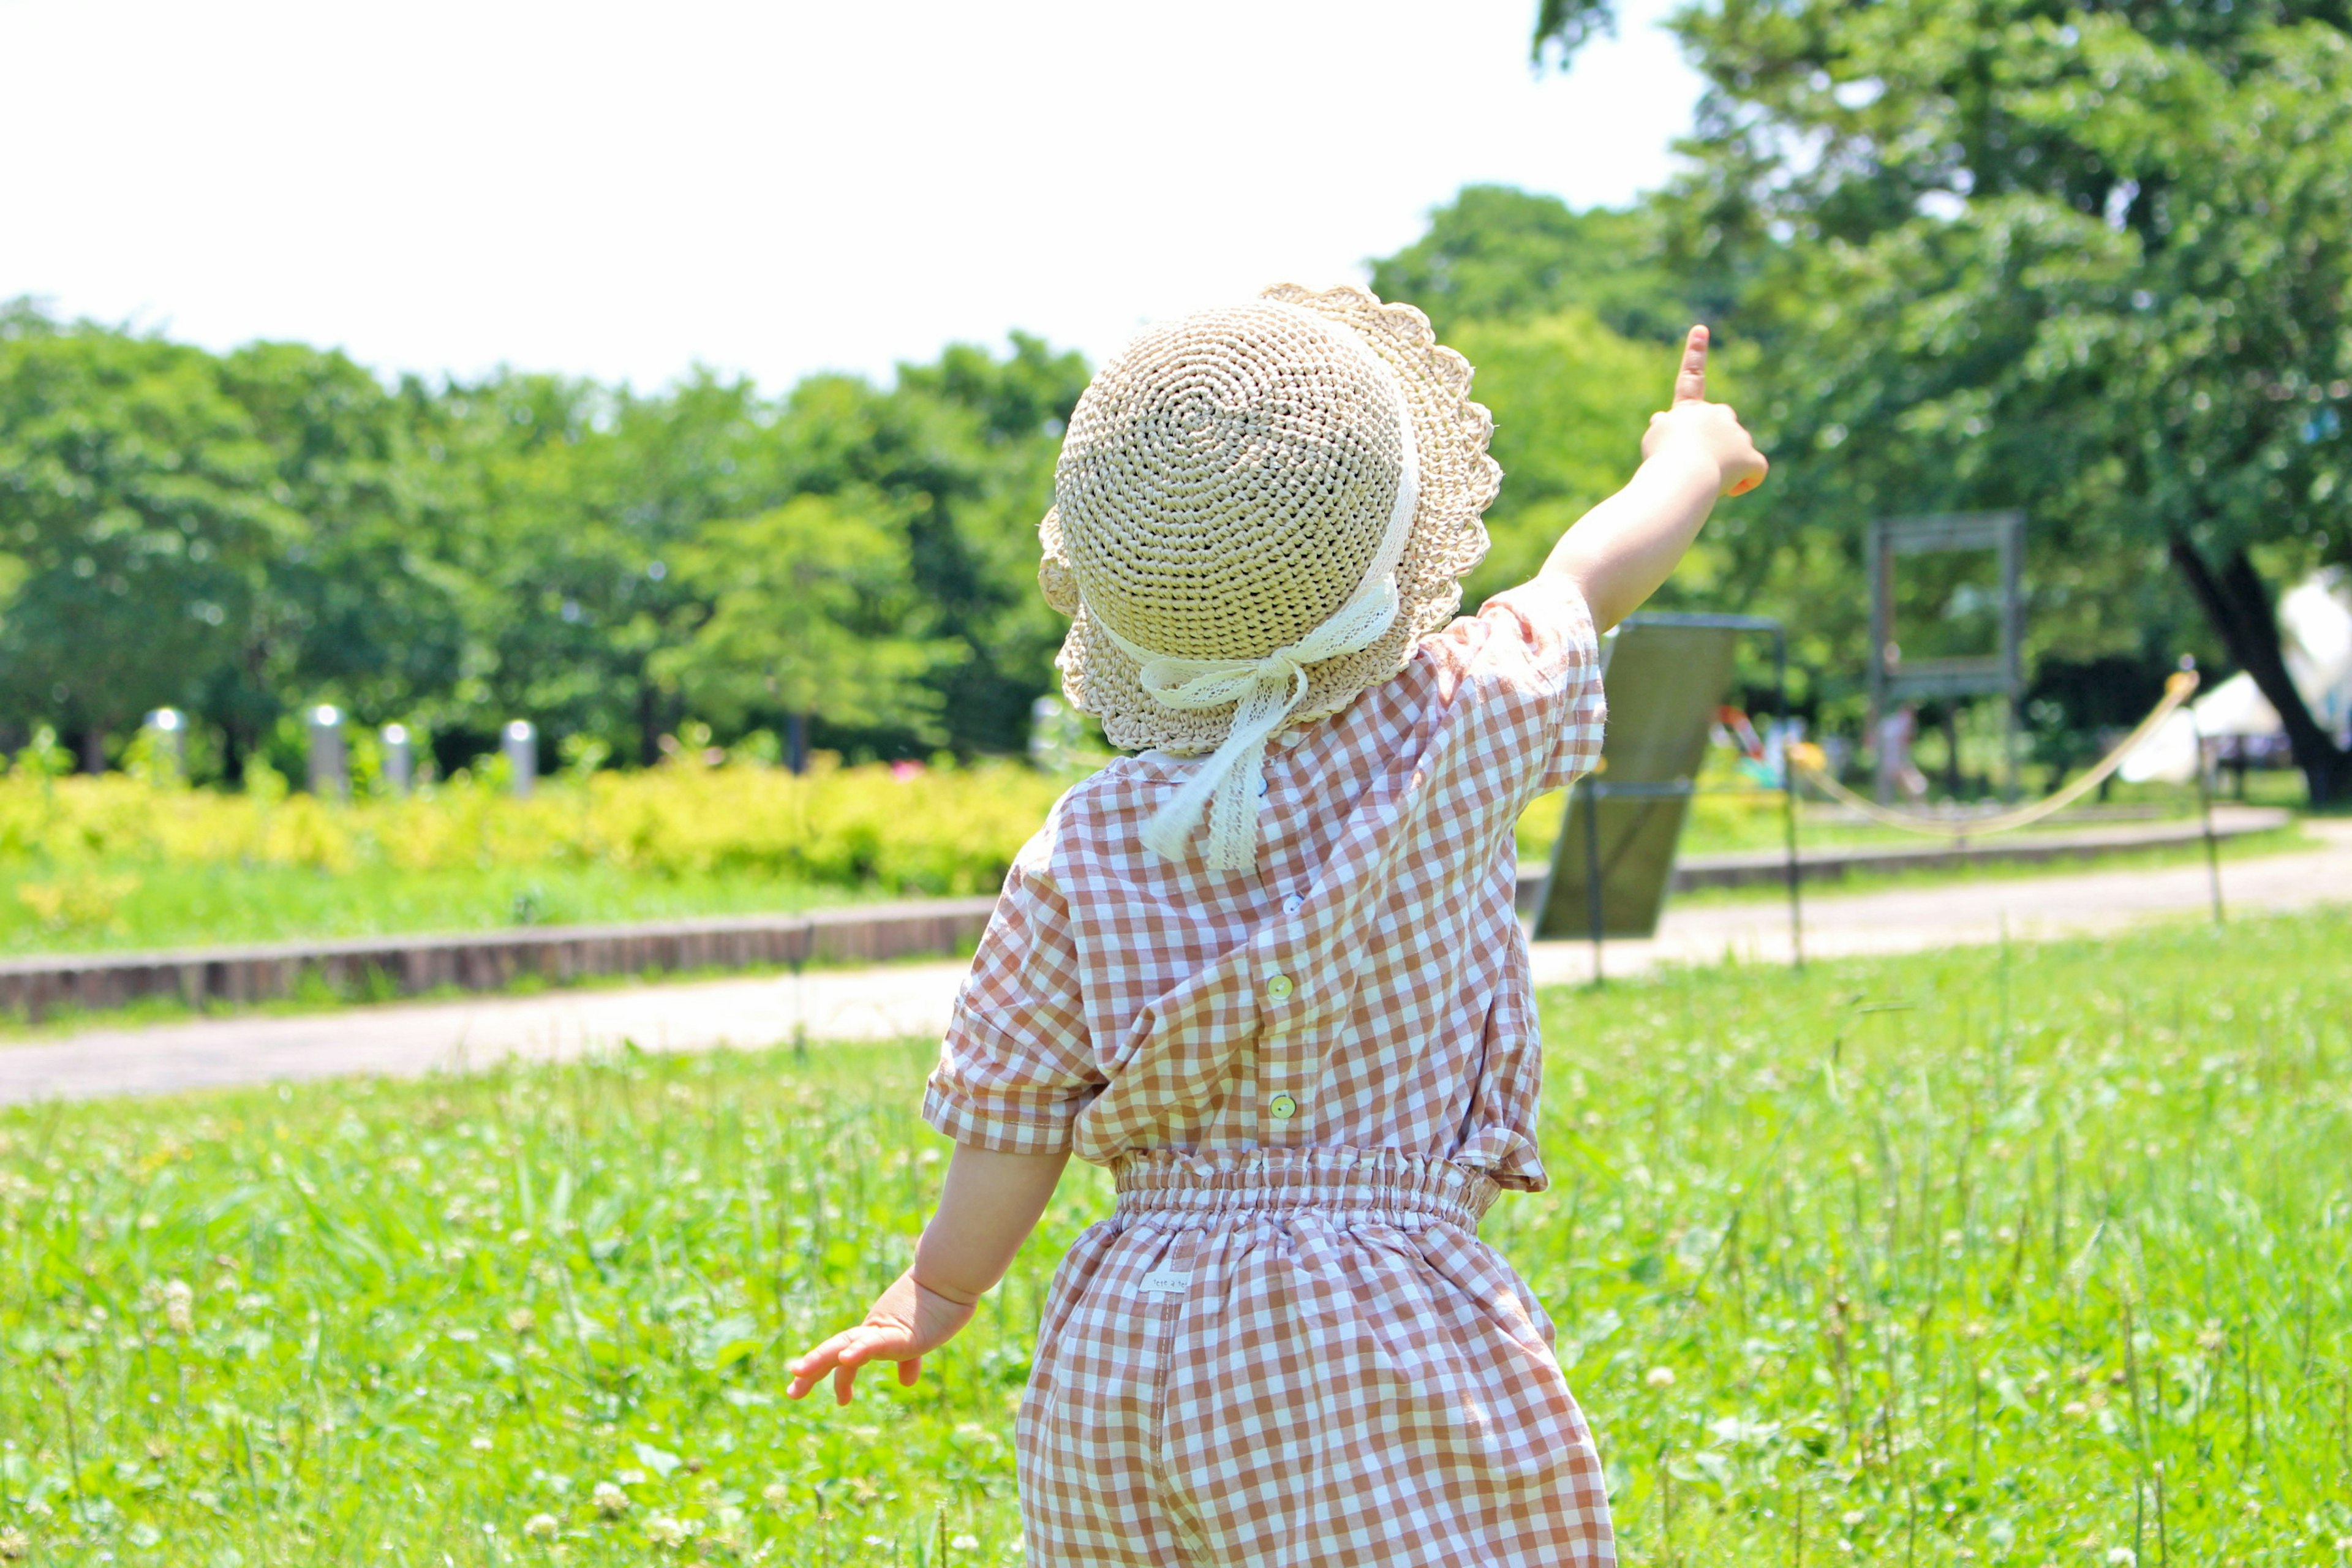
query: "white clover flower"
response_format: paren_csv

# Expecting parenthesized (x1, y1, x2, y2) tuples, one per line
(522, 1513, 557, 1540)
(163, 1280, 195, 1334)
(1842, 1510, 1866, 1528)
(2106, 1550, 2136, 1566)
(952, 1534, 979, 1551)
(592, 1481, 630, 1517)
(761, 1483, 790, 1509)
(1643, 1366, 1676, 1389)
(644, 1514, 700, 1548)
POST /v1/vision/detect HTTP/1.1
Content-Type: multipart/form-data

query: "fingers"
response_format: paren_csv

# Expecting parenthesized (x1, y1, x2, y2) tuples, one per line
(1672, 325, 1709, 407)
(785, 1330, 856, 1400)
(828, 1331, 888, 1405)
(786, 1327, 925, 1405)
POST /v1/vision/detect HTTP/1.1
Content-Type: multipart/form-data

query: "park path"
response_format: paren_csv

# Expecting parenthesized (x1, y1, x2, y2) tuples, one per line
(4, 818, 2346, 1107)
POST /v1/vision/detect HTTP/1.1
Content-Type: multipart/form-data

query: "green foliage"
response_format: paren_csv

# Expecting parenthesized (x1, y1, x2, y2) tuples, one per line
(0, 317, 295, 756)
(1370, 186, 1694, 343)
(2, 916, 2347, 1561)
(1599, 0, 2352, 778)
(0, 759, 1066, 957)
(657, 493, 948, 739)
(0, 304, 1085, 774)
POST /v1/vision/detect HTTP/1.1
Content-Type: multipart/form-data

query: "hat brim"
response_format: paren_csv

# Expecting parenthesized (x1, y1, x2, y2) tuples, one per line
(1042, 284, 1498, 756)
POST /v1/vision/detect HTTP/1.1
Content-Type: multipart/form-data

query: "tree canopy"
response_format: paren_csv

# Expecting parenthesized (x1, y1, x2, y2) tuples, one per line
(0, 300, 1085, 780)
(1532, 0, 2352, 797)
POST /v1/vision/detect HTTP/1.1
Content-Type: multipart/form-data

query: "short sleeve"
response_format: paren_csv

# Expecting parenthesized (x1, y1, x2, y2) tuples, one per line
(1419, 572, 1607, 801)
(921, 837, 1104, 1155)
(1492, 575, 1607, 793)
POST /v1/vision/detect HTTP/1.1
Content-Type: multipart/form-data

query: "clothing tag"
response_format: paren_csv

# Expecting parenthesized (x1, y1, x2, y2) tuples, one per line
(1138, 1267, 1193, 1296)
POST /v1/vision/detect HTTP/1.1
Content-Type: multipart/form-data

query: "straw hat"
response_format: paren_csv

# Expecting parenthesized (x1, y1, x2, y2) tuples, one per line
(1039, 284, 1499, 871)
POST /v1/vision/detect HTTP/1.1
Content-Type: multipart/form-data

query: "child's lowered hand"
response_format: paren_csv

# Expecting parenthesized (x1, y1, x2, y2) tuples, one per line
(785, 1267, 976, 1405)
(783, 1143, 1068, 1406)
(1639, 326, 1768, 497)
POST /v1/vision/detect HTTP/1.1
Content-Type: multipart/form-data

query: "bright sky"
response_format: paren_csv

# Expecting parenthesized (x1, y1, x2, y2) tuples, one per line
(0, 0, 1703, 393)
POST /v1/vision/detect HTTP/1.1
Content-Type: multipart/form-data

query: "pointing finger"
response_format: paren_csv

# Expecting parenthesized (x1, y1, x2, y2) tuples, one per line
(1673, 325, 1709, 407)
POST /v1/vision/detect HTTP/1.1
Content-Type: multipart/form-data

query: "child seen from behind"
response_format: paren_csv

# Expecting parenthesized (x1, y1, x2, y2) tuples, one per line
(790, 286, 1767, 1566)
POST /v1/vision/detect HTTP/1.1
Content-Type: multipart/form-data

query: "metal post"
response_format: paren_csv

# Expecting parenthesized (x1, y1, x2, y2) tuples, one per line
(2002, 514, 2026, 804)
(1030, 695, 1068, 772)
(380, 723, 415, 796)
(306, 705, 349, 799)
(503, 720, 538, 799)
(1582, 772, 1605, 987)
(1867, 519, 1890, 802)
(2183, 658, 2223, 924)
(1774, 628, 1804, 971)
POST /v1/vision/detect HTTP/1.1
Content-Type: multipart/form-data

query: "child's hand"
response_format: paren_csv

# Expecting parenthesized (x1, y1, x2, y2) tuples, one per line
(785, 1268, 976, 1405)
(1639, 326, 1768, 497)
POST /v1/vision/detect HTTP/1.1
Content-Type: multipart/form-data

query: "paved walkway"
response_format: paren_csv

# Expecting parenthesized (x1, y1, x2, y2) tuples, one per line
(5, 819, 2345, 1107)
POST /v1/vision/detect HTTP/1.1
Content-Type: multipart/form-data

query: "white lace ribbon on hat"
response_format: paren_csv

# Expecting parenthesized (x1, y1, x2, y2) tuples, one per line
(1085, 304, 1422, 873)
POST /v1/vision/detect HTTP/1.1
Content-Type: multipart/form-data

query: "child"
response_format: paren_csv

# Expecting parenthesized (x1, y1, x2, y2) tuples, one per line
(788, 285, 1766, 1566)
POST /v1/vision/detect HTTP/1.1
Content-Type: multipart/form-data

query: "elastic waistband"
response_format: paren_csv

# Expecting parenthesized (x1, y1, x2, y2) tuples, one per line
(1112, 1146, 1498, 1232)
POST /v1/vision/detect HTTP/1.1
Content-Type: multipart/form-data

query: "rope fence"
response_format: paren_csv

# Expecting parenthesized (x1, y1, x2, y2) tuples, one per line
(1785, 669, 2202, 840)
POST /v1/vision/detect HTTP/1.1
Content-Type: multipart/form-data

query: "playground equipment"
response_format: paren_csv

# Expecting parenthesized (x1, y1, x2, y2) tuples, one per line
(1530, 613, 1802, 976)
(1868, 510, 2026, 800)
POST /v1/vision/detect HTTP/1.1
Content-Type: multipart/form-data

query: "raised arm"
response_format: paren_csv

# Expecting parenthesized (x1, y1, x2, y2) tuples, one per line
(786, 1142, 1068, 1404)
(1540, 326, 1768, 632)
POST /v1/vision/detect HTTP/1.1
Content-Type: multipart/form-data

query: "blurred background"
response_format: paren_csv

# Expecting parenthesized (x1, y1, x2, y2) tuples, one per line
(4, 0, 2351, 944)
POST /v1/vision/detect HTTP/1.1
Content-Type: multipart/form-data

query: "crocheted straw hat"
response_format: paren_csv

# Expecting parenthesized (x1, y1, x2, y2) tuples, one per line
(1039, 283, 1498, 872)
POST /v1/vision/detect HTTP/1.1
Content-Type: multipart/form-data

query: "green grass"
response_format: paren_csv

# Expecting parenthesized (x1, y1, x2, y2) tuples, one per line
(2, 912, 2349, 1564)
(0, 862, 888, 960)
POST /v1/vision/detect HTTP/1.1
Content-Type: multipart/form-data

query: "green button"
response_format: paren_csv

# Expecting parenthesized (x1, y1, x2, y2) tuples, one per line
(1268, 1093, 1298, 1121)
(1265, 972, 1294, 1002)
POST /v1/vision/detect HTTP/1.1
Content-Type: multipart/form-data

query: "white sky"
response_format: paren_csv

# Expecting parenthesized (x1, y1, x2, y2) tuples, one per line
(0, 0, 1703, 393)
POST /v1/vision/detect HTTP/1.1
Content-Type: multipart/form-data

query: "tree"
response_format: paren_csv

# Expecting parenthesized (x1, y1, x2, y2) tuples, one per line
(655, 492, 946, 768)
(774, 333, 1088, 757)
(1370, 186, 1698, 343)
(0, 304, 293, 769)
(1534, 2, 2352, 799)
(213, 341, 467, 765)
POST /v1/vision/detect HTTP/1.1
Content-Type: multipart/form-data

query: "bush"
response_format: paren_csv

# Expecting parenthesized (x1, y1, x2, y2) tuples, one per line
(0, 755, 1066, 900)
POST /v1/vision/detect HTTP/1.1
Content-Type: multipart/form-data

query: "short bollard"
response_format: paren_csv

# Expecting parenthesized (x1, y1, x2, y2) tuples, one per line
(503, 720, 537, 799)
(141, 707, 187, 780)
(381, 723, 415, 796)
(307, 705, 349, 799)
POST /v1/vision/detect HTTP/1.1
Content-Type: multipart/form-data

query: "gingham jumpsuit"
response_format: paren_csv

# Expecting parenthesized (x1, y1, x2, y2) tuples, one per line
(924, 575, 1615, 1567)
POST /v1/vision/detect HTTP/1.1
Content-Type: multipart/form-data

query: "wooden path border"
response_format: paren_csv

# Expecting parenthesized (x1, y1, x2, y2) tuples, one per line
(0, 808, 2287, 1022)
(0, 899, 998, 1022)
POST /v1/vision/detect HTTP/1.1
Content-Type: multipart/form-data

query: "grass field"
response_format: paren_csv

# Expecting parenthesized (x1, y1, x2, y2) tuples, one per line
(2, 913, 2348, 1566)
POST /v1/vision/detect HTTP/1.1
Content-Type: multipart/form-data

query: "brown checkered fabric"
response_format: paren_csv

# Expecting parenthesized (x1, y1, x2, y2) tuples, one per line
(925, 576, 1612, 1566)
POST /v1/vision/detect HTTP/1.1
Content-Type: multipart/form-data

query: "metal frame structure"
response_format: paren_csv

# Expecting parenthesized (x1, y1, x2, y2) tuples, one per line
(1866, 510, 2027, 799)
(1540, 611, 1803, 980)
